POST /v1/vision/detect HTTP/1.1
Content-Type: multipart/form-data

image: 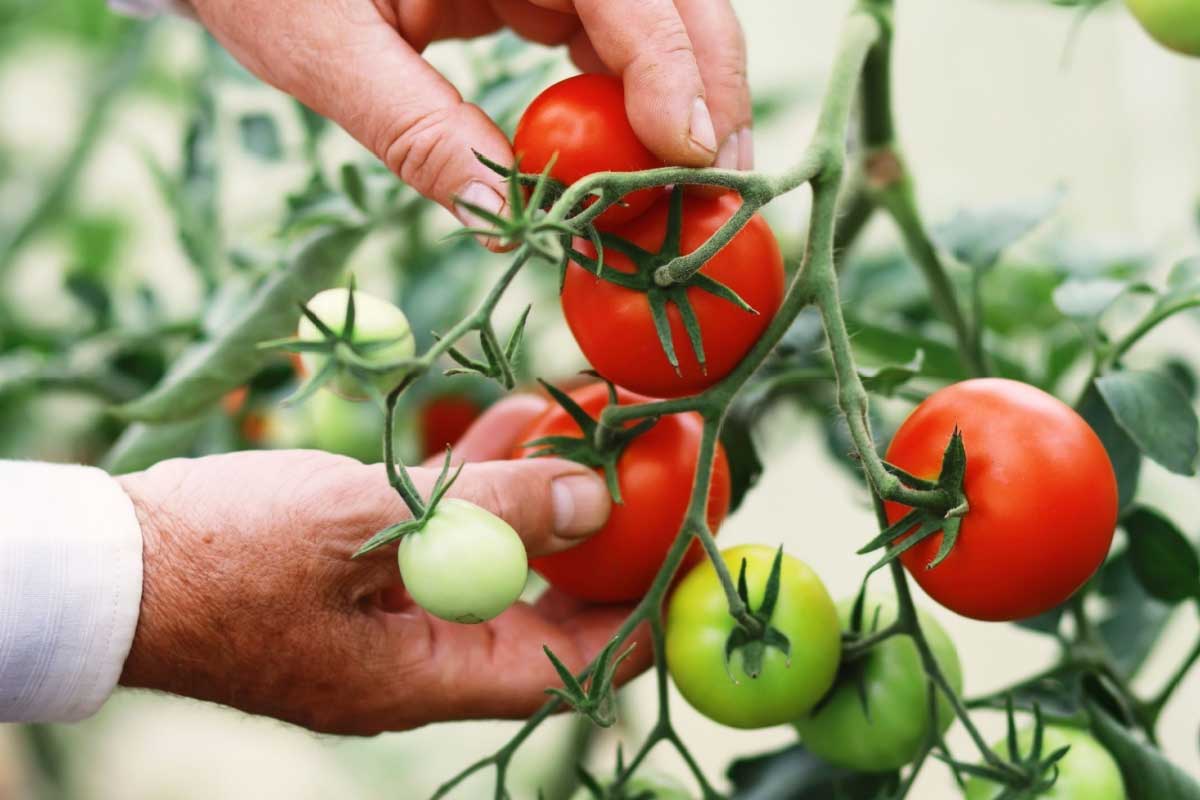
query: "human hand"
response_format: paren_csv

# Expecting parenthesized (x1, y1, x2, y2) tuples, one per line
(116, 395, 651, 735)
(185, 0, 752, 234)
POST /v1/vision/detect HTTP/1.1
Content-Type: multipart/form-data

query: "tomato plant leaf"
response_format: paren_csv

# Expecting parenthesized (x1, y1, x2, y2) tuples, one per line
(1123, 507, 1200, 604)
(933, 189, 1063, 271)
(727, 744, 898, 800)
(116, 225, 366, 423)
(1089, 704, 1200, 800)
(1077, 383, 1142, 510)
(1053, 277, 1153, 321)
(1096, 548, 1172, 676)
(1095, 370, 1199, 476)
(858, 349, 924, 397)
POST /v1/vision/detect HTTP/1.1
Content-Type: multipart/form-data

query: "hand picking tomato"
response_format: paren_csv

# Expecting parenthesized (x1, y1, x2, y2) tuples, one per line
(963, 725, 1125, 800)
(419, 393, 484, 459)
(562, 192, 784, 398)
(1125, 0, 1200, 56)
(795, 595, 962, 772)
(296, 288, 415, 402)
(397, 498, 528, 624)
(513, 74, 664, 230)
(513, 382, 730, 603)
(884, 378, 1118, 622)
(666, 545, 842, 729)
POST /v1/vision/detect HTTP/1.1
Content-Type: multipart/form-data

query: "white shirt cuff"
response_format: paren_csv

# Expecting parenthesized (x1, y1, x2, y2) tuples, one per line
(0, 462, 143, 722)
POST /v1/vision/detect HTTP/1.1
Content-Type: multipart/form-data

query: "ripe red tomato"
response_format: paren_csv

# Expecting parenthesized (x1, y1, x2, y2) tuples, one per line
(513, 382, 731, 603)
(419, 394, 484, 459)
(884, 378, 1118, 621)
(562, 192, 785, 398)
(513, 74, 664, 230)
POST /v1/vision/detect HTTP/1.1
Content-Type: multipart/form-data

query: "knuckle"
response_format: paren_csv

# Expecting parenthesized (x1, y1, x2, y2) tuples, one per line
(630, 16, 696, 77)
(379, 104, 463, 196)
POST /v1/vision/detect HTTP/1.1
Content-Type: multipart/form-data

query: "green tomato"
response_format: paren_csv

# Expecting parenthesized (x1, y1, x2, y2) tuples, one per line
(297, 288, 415, 401)
(964, 726, 1125, 800)
(666, 544, 841, 729)
(570, 771, 692, 800)
(306, 390, 383, 462)
(398, 499, 528, 624)
(794, 596, 963, 772)
(1125, 0, 1200, 56)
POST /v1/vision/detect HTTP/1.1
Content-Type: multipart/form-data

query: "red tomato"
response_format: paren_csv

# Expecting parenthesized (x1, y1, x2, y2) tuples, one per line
(419, 394, 484, 459)
(884, 379, 1118, 622)
(513, 74, 664, 230)
(562, 192, 784, 398)
(514, 383, 731, 603)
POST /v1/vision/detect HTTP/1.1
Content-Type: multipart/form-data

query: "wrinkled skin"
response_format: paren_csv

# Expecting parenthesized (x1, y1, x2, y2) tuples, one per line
(117, 395, 651, 735)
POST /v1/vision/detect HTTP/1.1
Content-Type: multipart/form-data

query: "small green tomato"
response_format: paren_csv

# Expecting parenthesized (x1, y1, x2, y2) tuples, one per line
(1125, 0, 1200, 56)
(297, 288, 415, 401)
(398, 499, 528, 624)
(964, 725, 1125, 800)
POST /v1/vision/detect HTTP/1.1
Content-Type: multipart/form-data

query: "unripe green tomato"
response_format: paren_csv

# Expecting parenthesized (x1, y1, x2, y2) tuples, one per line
(794, 596, 962, 772)
(297, 288, 415, 402)
(1125, 0, 1200, 56)
(397, 499, 528, 624)
(666, 545, 842, 729)
(570, 771, 692, 800)
(306, 390, 383, 462)
(964, 726, 1125, 800)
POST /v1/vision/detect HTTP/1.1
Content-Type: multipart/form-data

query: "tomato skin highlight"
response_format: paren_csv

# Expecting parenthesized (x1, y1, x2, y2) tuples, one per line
(397, 498, 528, 624)
(513, 383, 731, 603)
(1125, 0, 1200, 56)
(513, 74, 664, 230)
(964, 726, 1126, 800)
(562, 192, 785, 398)
(666, 545, 842, 729)
(884, 378, 1118, 622)
(795, 596, 962, 772)
(419, 394, 484, 459)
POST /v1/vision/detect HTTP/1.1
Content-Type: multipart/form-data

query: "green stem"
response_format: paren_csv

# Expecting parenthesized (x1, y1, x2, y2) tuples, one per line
(383, 387, 426, 517)
(1146, 628, 1200, 723)
(1107, 297, 1200, 369)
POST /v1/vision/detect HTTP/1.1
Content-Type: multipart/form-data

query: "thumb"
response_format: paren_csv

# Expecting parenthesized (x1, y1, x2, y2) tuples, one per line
(440, 459, 612, 557)
(191, 1, 512, 235)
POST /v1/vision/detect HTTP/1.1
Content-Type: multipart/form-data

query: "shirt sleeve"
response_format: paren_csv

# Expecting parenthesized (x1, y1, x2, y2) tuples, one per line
(0, 461, 144, 722)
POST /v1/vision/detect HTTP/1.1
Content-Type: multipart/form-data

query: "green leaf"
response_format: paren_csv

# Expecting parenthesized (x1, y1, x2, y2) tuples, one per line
(1078, 384, 1142, 510)
(1089, 704, 1200, 800)
(238, 113, 282, 160)
(934, 189, 1062, 271)
(101, 417, 212, 475)
(727, 745, 898, 800)
(720, 403, 764, 513)
(1053, 277, 1152, 321)
(1166, 256, 1200, 294)
(1096, 548, 1172, 676)
(1123, 507, 1200, 604)
(1096, 370, 1199, 476)
(858, 350, 924, 397)
(340, 163, 368, 213)
(116, 226, 366, 423)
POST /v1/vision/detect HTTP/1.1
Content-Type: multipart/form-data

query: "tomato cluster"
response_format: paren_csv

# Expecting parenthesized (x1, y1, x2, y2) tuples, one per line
(515, 74, 785, 400)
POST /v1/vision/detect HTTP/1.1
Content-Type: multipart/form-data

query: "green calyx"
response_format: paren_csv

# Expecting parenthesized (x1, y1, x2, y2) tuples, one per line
(455, 151, 574, 265)
(856, 427, 970, 578)
(521, 378, 656, 504)
(543, 637, 636, 729)
(948, 700, 1068, 797)
(351, 448, 463, 558)
(725, 546, 793, 680)
(564, 186, 758, 378)
(258, 277, 413, 407)
(435, 304, 530, 390)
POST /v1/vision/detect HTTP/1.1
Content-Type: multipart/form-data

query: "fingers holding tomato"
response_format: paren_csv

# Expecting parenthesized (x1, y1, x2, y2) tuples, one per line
(513, 382, 731, 603)
(513, 74, 665, 230)
(885, 379, 1118, 622)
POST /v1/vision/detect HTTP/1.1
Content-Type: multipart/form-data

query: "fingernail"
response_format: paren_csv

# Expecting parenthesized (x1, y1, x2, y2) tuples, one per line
(454, 181, 506, 245)
(551, 473, 611, 539)
(714, 130, 740, 170)
(688, 97, 718, 156)
(738, 126, 754, 170)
